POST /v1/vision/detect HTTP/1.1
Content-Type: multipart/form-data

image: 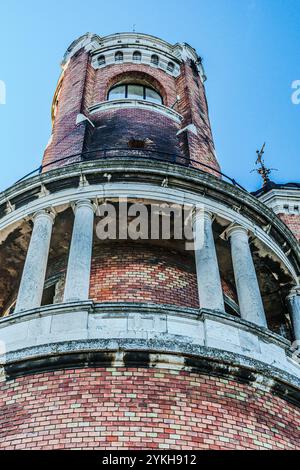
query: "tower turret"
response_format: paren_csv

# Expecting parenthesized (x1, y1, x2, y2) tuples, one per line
(43, 32, 220, 176)
(0, 32, 300, 450)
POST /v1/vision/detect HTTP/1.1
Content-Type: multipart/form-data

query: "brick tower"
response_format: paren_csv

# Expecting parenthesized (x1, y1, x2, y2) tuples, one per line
(0, 32, 300, 450)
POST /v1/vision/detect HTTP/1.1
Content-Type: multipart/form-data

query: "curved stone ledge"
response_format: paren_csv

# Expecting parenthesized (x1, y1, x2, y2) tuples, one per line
(0, 302, 299, 385)
(89, 99, 183, 123)
(2, 338, 300, 407)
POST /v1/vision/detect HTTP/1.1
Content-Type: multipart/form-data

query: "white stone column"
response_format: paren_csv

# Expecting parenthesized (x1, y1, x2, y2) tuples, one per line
(227, 225, 267, 328)
(15, 210, 55, 313)
(192, 209, 225, 311)
(63, 199, 95, 302)
(287, 286, 300, 344)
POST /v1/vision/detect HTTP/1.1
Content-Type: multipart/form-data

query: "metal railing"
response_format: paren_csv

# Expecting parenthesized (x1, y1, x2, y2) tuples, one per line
(15, 148, 246, 191)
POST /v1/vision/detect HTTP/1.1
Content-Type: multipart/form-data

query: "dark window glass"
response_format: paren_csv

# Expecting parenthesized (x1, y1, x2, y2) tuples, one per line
(133, 51, 142, 62)
(151, 54, 159, 66)
(108, 83, 163, 105)
(98, 55, 105, 65)
(108, 85, 126, 100)
(127, 84, 144, 99)
(145, 87, 162, 104)
(167, 62, 175, 72)
(115, 51, 123, 62)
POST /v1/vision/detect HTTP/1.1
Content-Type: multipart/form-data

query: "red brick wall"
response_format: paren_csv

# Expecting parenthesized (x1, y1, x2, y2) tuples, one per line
(1, 367, 299, 450)
(44, 243, 236, 309)
(42, 45, 221, 175)
(87, 108, 182, 158)
(278, 213, 300, 241)
(176, 61, 219, 175)
(89, 244, 199, 308)
(43, 50, 91, 169)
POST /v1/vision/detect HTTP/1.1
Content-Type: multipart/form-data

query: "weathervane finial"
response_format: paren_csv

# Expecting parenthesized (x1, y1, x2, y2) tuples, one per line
(256, 142, 265, 165)
(252, 143, 277, 187)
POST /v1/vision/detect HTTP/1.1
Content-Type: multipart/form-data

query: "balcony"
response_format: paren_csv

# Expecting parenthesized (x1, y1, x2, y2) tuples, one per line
(89, 99, 183, 124)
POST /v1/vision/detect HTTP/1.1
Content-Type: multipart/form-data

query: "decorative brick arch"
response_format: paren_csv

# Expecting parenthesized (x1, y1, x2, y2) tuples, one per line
(92, 62, 178, 107)
(106, 70, 168, 105)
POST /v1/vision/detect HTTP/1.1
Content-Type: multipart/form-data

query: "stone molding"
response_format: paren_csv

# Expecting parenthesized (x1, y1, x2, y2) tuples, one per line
(0, 302, 299, 387)
(88, 99, 183, 123)
(2, 159, 298, 254)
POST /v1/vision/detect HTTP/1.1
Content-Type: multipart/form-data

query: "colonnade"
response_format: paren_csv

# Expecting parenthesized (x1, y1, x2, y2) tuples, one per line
(14, 201, 300, 341)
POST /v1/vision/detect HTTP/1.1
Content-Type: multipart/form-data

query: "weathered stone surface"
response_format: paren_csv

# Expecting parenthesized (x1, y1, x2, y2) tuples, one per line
(15, 211, 55, 313)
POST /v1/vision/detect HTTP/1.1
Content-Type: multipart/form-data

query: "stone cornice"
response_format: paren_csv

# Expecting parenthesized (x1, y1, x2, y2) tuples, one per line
(2, 338, 300, 406)
(0, 301, 300, 401)
(62, 32, 200, 65)
(1, 159, 299, 263)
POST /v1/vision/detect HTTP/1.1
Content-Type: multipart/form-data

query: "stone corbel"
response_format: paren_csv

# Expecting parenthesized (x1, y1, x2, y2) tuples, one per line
(38, 184, 50, 198)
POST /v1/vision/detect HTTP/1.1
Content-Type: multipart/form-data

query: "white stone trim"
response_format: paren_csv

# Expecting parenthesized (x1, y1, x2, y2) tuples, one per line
(0, 302, 299, 380)
(76, 113, 95, 127)
(177, 124, 198, 136)
(258, 188, 300, 215)
(91, 46, 181, 77)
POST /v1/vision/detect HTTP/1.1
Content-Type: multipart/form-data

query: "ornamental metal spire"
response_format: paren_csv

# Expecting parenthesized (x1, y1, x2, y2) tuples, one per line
(252, 143, 277, 187)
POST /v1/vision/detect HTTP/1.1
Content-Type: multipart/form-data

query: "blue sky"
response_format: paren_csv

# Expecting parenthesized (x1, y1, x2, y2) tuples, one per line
(0, 0, 299, 191)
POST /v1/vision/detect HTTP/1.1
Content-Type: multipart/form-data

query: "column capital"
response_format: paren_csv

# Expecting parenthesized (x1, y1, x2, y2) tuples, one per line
(226, 223, 249, 240)
(72, 199, 97, 213)
(192, 207, 214, 225)
(33, 208, 56, 224)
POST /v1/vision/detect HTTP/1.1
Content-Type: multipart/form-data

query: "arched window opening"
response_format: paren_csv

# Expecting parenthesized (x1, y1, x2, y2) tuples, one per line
(151, 54, 159, 66)
(115, 51, 123, 62)
(98, 55, 106, 66)
(128, 139, 146, 149)
(133, 51, 142, 62)
(167, 61, 175, 72)
(108, 83, 163, 105)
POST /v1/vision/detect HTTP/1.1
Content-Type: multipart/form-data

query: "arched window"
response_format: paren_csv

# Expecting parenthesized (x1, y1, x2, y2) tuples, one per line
(151, 54, 159, 66)
(115, 51, 123, 62)
(98, 55, 105, 66)
(167, 61, 175, 72)
(108, 83, 163, 105)
(133, 51, 142, 62)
